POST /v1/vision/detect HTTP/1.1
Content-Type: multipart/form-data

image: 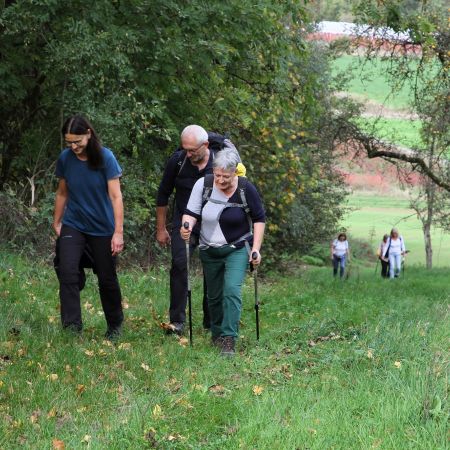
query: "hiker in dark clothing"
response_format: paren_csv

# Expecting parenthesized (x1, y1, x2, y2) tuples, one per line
(53, 115, 124, 339)
(156, 125, 243, 335)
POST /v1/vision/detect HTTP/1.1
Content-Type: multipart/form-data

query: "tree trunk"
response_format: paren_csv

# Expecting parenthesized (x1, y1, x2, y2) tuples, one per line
(423, 221, 433, 270)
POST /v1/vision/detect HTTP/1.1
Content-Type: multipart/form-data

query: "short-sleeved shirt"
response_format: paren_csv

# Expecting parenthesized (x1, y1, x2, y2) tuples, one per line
(383, 237, 405, 257)
(332, 239, 348, 257)
(185, 177, 265, 249)
(55, 147, 122, 236)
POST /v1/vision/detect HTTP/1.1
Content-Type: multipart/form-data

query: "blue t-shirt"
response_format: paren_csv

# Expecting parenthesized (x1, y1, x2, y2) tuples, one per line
(55, 147, 122, 236)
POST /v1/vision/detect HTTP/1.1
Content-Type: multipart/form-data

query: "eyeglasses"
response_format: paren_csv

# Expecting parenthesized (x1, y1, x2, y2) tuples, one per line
(65, 139, 84, 147)
(182, 142, 206, 153)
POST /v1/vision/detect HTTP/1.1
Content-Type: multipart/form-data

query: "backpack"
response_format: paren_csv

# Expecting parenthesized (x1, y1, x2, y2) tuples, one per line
(201, 173, 253, 244)
(176, 131, 231, 176)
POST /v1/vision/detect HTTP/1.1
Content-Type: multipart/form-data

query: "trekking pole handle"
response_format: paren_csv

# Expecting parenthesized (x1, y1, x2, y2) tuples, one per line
(252, 251, 258, 260)
(183, 221, 189, 230)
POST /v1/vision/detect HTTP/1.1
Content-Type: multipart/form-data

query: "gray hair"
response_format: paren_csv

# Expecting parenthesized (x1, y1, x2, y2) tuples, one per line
(390, 227, 399, 236)
(213, 148, 240, 172)
(180, 125, 208, 146)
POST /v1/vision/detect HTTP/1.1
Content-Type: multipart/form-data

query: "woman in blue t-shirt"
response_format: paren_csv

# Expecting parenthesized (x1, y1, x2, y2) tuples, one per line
(53, 115, 124, 339)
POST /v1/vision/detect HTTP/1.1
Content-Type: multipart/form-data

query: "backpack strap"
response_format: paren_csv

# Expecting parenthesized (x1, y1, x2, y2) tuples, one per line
(200, 175, 253, 244)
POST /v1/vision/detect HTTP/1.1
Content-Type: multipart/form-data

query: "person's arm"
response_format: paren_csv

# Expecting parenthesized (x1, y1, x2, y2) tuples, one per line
(108, 178, 124, 256)
(180, 214, 198, 242)
(250, 222, 265, 266)
(346, 242, 350, 261)
(156, 152, 180, 246)
(156, 206, 171, 246)
(331, 241, 335, 260)
(53, 179, 68, 236)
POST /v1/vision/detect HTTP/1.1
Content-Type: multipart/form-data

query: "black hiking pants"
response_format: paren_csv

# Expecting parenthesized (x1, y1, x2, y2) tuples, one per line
(57, 225, 123, 332)
(170, 225, 210, 327)
(380, 258, 389, 278)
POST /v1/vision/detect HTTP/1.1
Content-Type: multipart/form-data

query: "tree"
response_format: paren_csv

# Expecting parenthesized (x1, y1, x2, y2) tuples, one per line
(0, 0, 349, 264)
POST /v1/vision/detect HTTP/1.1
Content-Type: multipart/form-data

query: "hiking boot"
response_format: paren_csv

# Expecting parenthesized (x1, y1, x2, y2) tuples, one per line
(105, 325, 122, 341)
(165, 322, 184, 336)
(211, 336, 224, 348)
(220, 336, 235, 356)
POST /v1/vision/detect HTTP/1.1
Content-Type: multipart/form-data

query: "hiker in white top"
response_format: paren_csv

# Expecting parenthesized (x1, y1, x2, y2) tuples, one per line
(331, 233, 350, 278)
(382, 228, 406, 279)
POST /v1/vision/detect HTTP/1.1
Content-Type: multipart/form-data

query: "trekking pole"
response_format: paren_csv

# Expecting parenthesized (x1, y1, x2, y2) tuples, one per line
(374, 258, 379, 275)
(183, 222, 193, 347)
(251, 252, 260, 341)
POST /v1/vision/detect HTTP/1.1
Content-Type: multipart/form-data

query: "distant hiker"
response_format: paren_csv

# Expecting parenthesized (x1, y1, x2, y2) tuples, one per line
(181, 148, 265, 356)
(331, 233, 350, 278)
(53, 115, 124, 339)
(382, 228, 406, 279)
(377, 234, 390, 278)
(156, 125, 244, 336)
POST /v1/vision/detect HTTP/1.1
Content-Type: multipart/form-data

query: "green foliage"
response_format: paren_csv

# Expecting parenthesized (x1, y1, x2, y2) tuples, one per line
(0, 253, 448, 447)
(299, 254, 324, 266)
(0, 0, 350, 266)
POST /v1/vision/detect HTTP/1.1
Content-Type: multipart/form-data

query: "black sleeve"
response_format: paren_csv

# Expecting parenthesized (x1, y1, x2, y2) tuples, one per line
(246, 181, 266, 223)
(156, 151, 181, 207)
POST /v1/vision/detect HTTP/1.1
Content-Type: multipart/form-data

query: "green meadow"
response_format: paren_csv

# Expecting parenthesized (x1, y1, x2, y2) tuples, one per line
(0, 253, 448, 449)
(343, 194, 450, 267)
(333, 55, 423, 149)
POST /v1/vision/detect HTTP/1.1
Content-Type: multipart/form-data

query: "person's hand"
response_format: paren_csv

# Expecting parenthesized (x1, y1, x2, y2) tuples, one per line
(157, 228, 171, 247)
(53, 222, 62, 237)
(111, 232, 124, 256)
(180, 225, 191, 242)
(250, 249, 262, 267)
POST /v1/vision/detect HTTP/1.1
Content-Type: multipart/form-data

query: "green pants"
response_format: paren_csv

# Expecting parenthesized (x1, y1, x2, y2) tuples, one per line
(200, 245, 249, 338)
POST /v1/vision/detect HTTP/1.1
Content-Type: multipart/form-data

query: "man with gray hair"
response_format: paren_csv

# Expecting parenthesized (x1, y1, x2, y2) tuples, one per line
(156, 125, 242, 335)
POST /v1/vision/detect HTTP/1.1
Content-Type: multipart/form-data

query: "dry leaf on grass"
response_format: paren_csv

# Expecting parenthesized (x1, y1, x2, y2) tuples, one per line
(208, 384, 225, 395)
(152, 404, 162, 419)
(141, 363, 151, 372)
(252, 385, 264, 396)
(394, 361, 402, 369)
(178, 337, 189, 347)
(367, 349, 374, 359)
(76, 384, 85, 395)
(52, 439, 65, 450)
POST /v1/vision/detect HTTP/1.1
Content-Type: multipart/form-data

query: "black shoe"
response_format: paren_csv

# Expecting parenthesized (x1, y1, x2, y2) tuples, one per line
(105, 325, 122, 341)
(211, 336, 224, 348)
(165, 322, 184, 336)
(220, 336, 235, 356)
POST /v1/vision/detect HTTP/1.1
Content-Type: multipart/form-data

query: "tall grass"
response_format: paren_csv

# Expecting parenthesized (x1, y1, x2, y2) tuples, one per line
(0, 253, 448, 449)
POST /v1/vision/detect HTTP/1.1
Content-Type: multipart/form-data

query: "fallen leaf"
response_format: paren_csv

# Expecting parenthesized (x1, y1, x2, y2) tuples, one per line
(252, 385, 264, 396)
(84, 350, 94, 357)
(394, 361, 402, 369)
(81, 435, 91, 443)
(141, 363, 151, 372)
(48, 374, 59, 382)
(208, 384, 225, 395)
(47, 408, 57, 418)
(30, 410, 41, 424)
(52, 439, 65, 450)
(160, 322, 176, 331)
(367, 349, 374, 359)
(308, 428, 317, 435)
(118, 343, 131, 350)
(76, 384, 85, 395)
(178, 337, 189, 347)
(144, 428, 158, 447)
(152, 404, 162, 419)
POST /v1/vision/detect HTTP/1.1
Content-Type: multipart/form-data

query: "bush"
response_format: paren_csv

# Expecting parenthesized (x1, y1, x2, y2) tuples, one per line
(300, 255, 325, 266)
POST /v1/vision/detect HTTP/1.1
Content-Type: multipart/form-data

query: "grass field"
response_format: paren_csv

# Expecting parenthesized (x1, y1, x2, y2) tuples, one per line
(355, 117, 422, 149)
(333, 55, 414, 110)
(343, 193, 450, 267)
(0, 253, 448, 449)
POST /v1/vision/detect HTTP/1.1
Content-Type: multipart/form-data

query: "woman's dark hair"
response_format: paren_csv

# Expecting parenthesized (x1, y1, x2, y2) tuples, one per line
(383, 234, 389, 242)
(337, 233, 347, 240)
(62, 115, 103, 169)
